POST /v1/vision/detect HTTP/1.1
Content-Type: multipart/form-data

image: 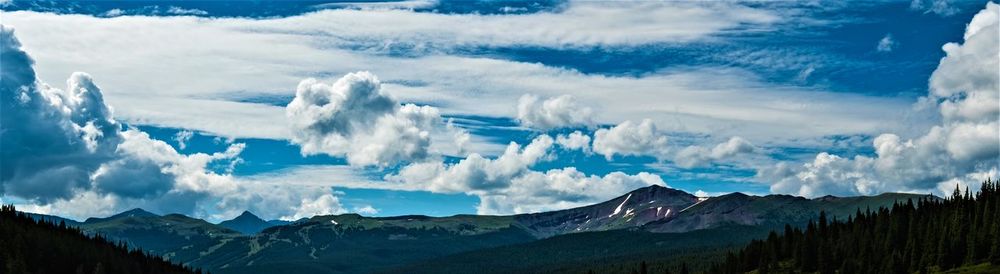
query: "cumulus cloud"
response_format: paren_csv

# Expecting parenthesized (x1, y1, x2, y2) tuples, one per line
(388, 135, 555, 193)
(761, 3, 999, 198)
(286, 71, 456, 167)
(476, 168, 665, 215)
(352, 205, 380, 215)
(592, 119, 670, 160)
(387, 135, 664, 214)
(1, 26, 121, 202)
(877, 34, 896, 52)
(674, 137, 757, 168)
(556, 131, 592, 153)
(0, 25, 346, 222)
(173, 130, 194, 150)
(517, 94, 594, 130)
(281, 194, 347, 221)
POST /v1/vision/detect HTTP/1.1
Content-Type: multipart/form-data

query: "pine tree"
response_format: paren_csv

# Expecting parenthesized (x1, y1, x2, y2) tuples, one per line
(708, 179, 999, 274)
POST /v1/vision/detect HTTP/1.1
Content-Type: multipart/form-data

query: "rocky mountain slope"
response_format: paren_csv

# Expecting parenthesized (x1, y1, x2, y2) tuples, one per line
(63, 186, 934, 274)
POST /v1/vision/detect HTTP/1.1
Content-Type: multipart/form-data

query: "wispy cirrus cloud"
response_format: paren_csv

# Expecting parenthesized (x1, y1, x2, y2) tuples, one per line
(760, 3, 1000, 198)
(2, 7, 915, 146)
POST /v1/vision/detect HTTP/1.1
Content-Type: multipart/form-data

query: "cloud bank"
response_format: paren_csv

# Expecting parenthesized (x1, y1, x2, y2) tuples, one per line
(386, 135, 665, 214)
(761, 3, 999, 197)
(0, 5, 910, 145)
(0, 26, 348, 221)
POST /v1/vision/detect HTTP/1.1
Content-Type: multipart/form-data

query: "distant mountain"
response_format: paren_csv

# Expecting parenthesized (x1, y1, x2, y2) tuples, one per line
(388, 225, 773, 274)
(205, 214, 535, 274)
(1, 205, 199, 274)
(58, 186, 937, 274)
(514, 185, 697, 237)
(25, 212, 81, 226)
(267, 219, 293, 226)
(84, 207, 159, 223)
(642, 192, 937, 233)
(78, 210, 242, 263)
(390, 192, 937, 274)
(219, 211, 274, 234)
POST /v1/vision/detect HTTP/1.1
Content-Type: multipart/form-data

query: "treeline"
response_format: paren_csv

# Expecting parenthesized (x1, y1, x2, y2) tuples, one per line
(0, 204, 202, 274)
(708, 179, 1000, 274)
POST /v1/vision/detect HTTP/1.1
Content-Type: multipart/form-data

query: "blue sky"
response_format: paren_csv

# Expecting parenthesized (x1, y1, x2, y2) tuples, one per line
(1, 0, 997, 222)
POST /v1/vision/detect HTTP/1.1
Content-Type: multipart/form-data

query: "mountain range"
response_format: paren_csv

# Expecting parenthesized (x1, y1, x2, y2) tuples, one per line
(25, 185, 936, 274)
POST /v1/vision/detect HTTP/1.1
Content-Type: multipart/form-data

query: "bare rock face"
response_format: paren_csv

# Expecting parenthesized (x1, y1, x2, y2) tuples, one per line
(514, 185, 698, 238)
(641, 192, 936, 233)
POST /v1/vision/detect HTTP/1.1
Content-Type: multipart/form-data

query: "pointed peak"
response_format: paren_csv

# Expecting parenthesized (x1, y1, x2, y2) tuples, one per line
(221, 210, 266, 224)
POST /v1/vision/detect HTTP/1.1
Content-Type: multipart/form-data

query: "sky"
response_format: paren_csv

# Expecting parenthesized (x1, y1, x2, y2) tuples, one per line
(0, 0, 997, 222)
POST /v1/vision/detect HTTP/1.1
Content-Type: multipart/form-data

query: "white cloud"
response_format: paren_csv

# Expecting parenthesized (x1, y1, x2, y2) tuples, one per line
(674, 136, 757, 168)
(476, 167, 665, 215)
(261, 1, 779, 49)
(379, 134, 665, 214)
(102, 9, 125, 17)
(877, 34, 896, 52)
(592, 119, 670, 160)
(286, 71, 453, 166)
(761, 3, 1000, 198)
(388, 135, 555, 193)
(173, 130, 194, 150)
(910, 0, 961, 17)
(1, 10, 914, 146)
(556, 131, 592, 153)
(0, 26, 347, 222)
(166, 6, 209, 16)
(1, 27, 122, 202)
(352, 205, 380, 215)
(517, 94, 594, 130)
(282, 194, 347, 221)
(445, 118, 472, 155)
(313, 0, 438, 11)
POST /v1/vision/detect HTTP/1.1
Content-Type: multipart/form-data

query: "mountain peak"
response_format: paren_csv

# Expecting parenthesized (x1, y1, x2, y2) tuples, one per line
(220, 210, 274, 234)
(84, 208, 158, 223)
(630, 184, 668, 192)
(514, 184, 699, 237)
(114, 208, 157, 218)
(237, 210, 261, 219)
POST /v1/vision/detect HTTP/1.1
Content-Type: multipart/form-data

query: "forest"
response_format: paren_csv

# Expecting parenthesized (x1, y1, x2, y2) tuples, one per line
(0, 204, 201, 274)
(706, 179, 1000, 274)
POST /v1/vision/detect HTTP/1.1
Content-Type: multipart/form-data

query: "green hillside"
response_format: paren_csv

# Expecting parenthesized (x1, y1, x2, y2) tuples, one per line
(0, 205, 200, 274)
